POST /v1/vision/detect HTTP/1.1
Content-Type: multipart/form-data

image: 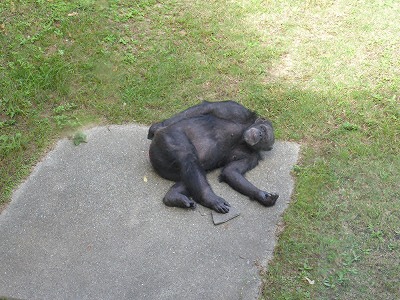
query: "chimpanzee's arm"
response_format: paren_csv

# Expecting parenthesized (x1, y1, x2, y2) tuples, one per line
(147, 100, 256, 139)
(219, 154, 278, 207)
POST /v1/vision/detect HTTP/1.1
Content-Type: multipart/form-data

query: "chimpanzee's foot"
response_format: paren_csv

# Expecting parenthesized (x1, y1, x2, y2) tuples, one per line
(163, 182, 196, 209)
(255, 191, 279, 207)
(163, 194, 196, 208)
(203, 195, 230, 214)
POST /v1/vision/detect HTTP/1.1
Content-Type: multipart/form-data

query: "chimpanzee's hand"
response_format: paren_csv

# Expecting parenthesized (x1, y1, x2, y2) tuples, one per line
(254, 191, 279, 207)
(147, 122, 165, 140)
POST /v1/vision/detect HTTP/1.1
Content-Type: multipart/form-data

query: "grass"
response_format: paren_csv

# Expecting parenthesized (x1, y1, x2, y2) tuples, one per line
(1, 0, 399, 298)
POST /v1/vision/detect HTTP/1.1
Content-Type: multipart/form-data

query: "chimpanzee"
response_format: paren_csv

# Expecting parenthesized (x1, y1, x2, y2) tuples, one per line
(147, 100, 279, 214)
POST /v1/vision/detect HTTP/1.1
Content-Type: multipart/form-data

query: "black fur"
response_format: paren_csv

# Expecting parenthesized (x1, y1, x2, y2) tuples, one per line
(148, 100, 279, 213)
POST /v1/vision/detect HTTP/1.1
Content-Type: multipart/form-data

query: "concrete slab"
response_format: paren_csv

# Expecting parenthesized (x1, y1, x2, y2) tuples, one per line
(0, 124, 299, 300)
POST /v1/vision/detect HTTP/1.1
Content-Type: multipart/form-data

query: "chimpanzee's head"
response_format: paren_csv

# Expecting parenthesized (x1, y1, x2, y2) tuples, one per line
(243, 118, 275, 151)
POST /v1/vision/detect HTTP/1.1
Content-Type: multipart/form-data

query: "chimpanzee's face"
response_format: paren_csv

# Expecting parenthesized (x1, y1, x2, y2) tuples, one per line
(243, 119, 275, 151)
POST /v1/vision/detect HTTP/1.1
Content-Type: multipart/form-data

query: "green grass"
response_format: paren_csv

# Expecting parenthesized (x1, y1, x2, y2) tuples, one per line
(1, 0, 399, 299)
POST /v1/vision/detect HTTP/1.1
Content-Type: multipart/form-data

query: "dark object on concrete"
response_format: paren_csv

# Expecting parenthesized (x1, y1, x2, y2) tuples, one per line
(148, 100, 279, 214)
(212, 206, 240, 225)
(0, 125, 300, 300)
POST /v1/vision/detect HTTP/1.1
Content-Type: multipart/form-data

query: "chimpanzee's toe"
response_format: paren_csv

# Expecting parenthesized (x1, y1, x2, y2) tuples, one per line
(216, 205, 230, 214)
(213, 198, 230, 214)
(187, 199, 196, 209)
(265, 193, 279, 206)
(163, 194, 196, 209)
(255, 191, 279, 207)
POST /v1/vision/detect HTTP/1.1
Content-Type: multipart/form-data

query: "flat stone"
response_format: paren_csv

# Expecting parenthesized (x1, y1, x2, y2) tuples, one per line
(212, 206, 240, 225)
(0, 124, 300, 300)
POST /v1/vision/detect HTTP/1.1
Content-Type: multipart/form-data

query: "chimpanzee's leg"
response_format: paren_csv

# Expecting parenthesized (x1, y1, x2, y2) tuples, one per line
(150, 130, 230, 213)
(177, 147, 230, 213)
(163, 182, 196, 209)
